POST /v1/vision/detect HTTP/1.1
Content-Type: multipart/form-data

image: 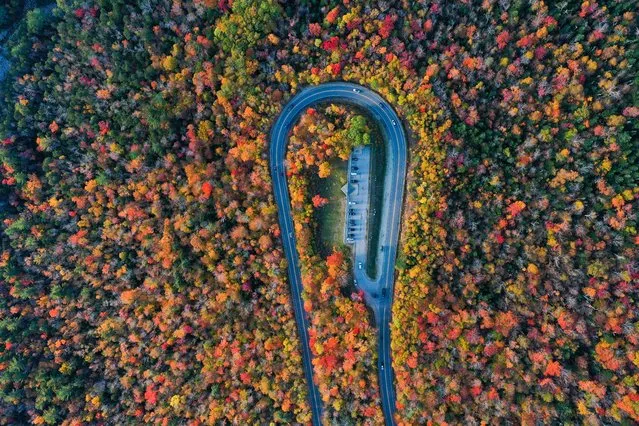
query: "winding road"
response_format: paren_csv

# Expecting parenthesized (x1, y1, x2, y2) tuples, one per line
(270, 82, 407, 425)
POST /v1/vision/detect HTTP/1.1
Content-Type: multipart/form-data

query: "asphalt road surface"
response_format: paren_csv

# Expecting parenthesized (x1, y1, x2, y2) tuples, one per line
(270, 82, 407, 425)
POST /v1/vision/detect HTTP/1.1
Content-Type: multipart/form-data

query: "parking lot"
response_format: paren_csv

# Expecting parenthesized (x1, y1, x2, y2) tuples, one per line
(344, 145, 371, 271)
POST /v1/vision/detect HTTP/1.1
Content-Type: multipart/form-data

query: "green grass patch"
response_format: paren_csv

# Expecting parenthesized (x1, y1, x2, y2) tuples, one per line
(309, 158, 348, 258)
(365, 121, 386, 279)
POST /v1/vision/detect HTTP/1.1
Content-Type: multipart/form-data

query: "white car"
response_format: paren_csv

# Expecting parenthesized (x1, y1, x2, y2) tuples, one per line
(352, 88, 361, 93)
(391, 120, 397, 126)
(358, 262, 363, 270)
(381, 363, 384, 371)
(289, 232, 293, 238)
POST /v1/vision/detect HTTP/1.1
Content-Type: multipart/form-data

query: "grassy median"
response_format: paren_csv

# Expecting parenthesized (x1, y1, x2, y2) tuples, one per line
(365, 121, 386, 279)
(309, 158, 348, 258)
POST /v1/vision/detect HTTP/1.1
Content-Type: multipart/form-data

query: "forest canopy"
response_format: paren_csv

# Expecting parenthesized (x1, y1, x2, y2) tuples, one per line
(0, 0, 637, 424)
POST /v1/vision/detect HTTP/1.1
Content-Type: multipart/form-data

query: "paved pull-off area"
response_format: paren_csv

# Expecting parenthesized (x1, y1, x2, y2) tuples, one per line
(270, 82, 407, 425)
(344, 145, 371, 250)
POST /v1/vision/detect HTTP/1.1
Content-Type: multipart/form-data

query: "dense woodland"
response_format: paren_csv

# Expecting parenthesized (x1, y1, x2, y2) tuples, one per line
(0, 1, 26, 31)
(0, 0, 637, 424)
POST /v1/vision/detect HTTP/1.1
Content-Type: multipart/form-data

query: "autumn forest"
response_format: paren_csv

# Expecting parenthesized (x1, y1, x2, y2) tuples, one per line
(0, 0, 637, 425)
